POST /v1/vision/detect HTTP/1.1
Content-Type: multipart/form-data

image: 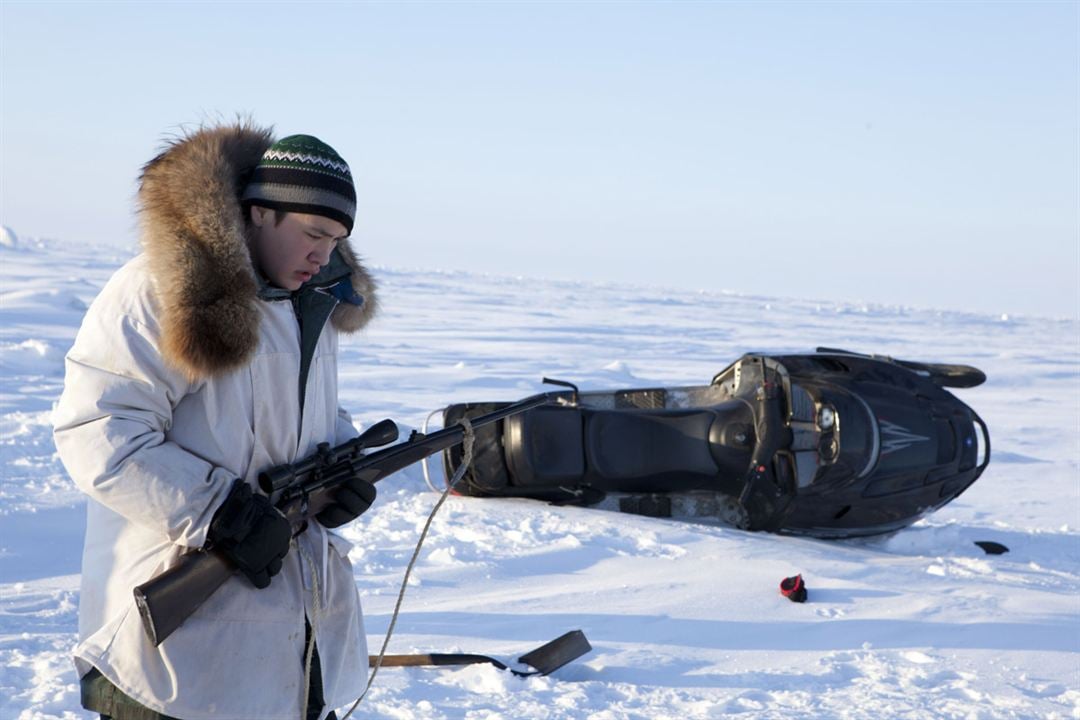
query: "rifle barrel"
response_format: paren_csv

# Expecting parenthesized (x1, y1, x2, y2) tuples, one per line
(281, 393, 553, 500)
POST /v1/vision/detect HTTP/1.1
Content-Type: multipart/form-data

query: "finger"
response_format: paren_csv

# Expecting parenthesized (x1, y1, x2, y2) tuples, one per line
(334, 487, 373, 517)
(344, 478, 377, 505)
(316, 505, 352, 529)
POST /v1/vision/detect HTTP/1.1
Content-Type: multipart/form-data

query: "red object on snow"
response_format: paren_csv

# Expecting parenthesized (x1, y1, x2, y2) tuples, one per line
(780, 574, 807, 603)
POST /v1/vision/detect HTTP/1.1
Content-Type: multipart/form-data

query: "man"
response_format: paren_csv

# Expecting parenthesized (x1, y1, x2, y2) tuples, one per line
(53, 124, 378, 720)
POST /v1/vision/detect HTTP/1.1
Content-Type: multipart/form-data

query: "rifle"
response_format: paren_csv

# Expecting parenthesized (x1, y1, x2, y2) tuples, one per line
(133, 392, 553, 647)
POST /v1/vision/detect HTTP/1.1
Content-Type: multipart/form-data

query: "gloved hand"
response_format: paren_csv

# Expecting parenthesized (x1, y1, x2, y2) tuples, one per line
(208, 479, 291, 589)
(316, 476, 377, 529)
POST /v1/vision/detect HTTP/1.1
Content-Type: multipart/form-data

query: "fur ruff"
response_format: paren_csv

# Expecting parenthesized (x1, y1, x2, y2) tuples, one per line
(137, 123, 377, 380)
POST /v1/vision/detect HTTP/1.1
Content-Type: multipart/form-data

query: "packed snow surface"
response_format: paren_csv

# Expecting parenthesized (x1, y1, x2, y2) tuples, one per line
(1, 237, 1077, 719)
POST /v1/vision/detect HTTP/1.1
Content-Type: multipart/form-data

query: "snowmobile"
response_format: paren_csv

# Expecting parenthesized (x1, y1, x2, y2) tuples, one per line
(429, 349, 990, 539)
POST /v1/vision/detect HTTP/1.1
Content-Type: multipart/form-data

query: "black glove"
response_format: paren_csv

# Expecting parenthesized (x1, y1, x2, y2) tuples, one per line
(316, 476, 377, 529)
(208, 479, 291, 589)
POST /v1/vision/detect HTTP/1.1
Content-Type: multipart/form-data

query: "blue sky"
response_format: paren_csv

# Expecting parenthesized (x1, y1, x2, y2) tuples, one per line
(2, 1, 1077, 317)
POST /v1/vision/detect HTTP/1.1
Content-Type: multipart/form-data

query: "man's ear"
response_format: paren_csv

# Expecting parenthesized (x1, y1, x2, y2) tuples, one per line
(250, 206, 267, 227)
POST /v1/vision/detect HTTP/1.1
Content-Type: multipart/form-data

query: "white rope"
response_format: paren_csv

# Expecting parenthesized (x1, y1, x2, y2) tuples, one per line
(299, 539, 323, 719)
(339, 417, 475, 720)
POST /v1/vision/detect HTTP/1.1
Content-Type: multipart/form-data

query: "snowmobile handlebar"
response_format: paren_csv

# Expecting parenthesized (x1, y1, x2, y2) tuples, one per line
(737, 369, 796, 531)
(132, 392, 555, 647)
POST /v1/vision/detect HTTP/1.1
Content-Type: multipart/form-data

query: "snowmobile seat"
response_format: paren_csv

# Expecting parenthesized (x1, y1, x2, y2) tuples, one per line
(586, 409, 722, 482)
(503, 401, 755, 492)
(503, 406, 585, 486)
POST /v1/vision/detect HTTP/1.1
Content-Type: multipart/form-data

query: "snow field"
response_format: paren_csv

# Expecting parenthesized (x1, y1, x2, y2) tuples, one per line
(1, 236, 1077, 719)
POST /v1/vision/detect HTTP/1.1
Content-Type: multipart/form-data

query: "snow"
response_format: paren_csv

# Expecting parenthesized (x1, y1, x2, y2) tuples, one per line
(0, 227, 17, 249)
(1, 236, 1078, 719)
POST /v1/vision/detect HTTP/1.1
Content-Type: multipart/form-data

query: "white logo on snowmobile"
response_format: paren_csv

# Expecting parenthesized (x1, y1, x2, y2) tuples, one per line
(878, 419, 931, 455)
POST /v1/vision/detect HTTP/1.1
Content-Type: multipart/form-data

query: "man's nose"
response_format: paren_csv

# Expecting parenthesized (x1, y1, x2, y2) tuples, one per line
(310, 243, 333, 267)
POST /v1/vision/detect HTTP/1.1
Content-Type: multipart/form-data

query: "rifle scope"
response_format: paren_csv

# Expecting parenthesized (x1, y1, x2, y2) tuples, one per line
(258, 419, 399, 495)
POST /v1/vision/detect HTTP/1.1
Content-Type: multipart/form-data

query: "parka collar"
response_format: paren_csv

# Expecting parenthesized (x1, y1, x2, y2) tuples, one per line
(137, 123, 378, 380)
(254, 247, 358, 303)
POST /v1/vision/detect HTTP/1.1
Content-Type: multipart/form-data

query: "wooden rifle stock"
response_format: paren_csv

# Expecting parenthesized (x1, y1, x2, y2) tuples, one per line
(132, 393, 553, 646)
(133, 549, 232, 647)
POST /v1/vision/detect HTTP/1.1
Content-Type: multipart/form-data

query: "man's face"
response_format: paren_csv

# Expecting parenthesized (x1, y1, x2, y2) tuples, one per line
(249, 208, 348, 291)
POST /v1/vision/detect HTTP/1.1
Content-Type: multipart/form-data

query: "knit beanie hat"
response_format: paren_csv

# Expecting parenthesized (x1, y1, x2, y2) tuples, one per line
(241, 134, 356, 233)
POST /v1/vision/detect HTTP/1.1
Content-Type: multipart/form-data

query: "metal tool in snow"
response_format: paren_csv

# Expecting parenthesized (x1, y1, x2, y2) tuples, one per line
(370, 630, 593, 677)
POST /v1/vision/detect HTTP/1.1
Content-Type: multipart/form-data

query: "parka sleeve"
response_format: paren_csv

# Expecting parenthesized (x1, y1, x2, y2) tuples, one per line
(335, 405, 360, 445)
(53, 305, 234, 550)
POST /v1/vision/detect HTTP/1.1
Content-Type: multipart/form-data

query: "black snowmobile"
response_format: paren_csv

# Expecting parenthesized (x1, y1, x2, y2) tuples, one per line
(431, 349, 990, 539)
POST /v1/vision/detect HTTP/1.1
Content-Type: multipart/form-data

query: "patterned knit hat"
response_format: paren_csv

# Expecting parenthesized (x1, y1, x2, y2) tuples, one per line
(241, 134, 356, 233)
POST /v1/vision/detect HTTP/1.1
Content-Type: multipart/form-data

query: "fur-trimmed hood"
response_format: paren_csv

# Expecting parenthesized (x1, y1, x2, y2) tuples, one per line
(137, 123, 377, 380)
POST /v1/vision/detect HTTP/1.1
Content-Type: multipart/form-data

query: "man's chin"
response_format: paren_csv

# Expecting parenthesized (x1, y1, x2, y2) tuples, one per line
(272, 277, 302, 291)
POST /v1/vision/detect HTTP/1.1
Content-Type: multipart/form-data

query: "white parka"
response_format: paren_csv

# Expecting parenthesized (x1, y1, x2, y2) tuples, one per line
(52, 125, 378, 720)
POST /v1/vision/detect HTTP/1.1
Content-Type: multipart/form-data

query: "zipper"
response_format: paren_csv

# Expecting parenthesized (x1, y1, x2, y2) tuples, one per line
(292, 285, 340, 451)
